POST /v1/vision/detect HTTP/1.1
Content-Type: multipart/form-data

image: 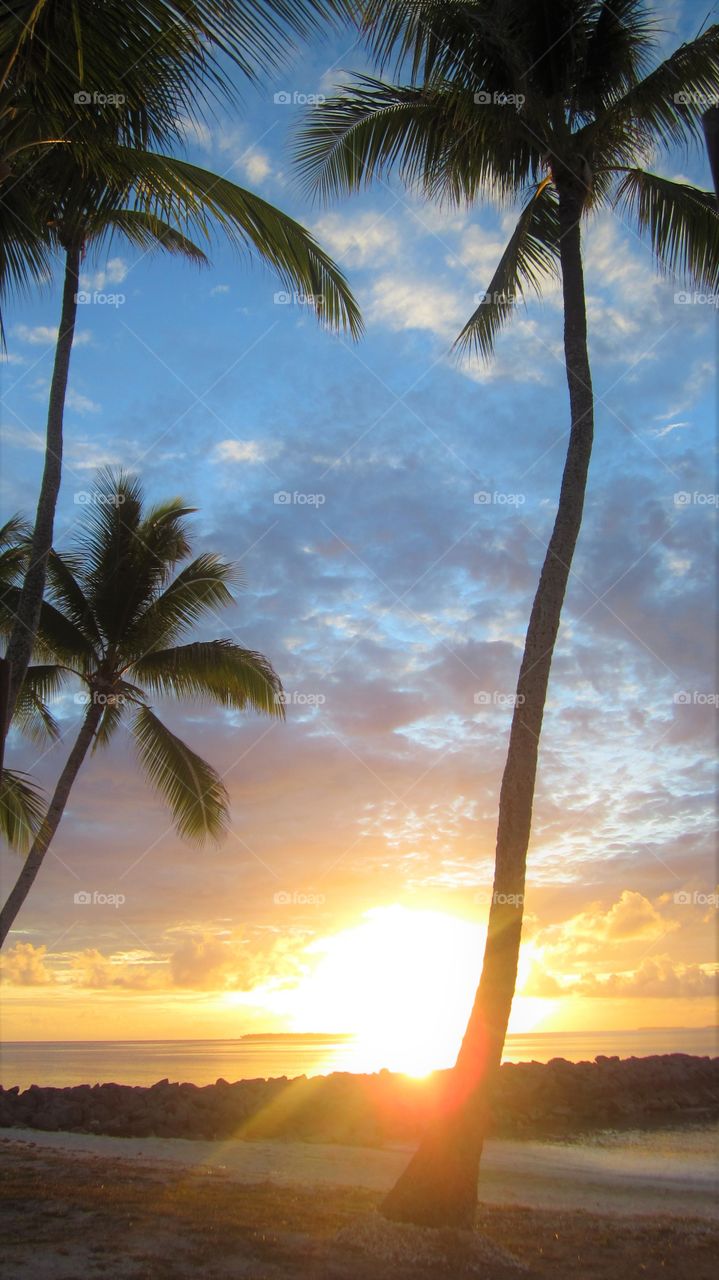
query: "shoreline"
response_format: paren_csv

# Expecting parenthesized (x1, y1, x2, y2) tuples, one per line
(2, 1053, 718, 1145)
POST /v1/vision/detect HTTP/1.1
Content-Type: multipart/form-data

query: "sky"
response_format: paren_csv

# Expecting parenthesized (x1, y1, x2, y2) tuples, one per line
(0, 0, 717, 1061)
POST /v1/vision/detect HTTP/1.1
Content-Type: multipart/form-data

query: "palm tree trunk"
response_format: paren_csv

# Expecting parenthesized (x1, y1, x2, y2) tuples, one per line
(380, 176, 595, 1229)
(0, 242, 81, 758)
(0, 696, 102, 947)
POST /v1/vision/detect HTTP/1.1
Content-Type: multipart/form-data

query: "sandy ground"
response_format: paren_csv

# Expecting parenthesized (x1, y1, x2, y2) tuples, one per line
(2, 1123, 717, 1219)
(2, 1131, 718, 1280)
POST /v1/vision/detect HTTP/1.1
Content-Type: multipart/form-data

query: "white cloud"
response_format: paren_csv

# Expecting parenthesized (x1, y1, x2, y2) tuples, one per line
(213, 439, 277, 464)
(242, 149, 271, 185)
(210, 284, 230, 296)
(367, 272, 465, 338)
(80, 257, 128, 291)
(0, 352, 25, 365)
(13, 324, 91, 347)
(313, 212, 401, 268)
(66, 388, 100, 414)
(651, 420, 689, 438)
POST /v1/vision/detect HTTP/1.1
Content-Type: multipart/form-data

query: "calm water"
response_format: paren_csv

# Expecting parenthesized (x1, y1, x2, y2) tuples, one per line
(1, 1026, 716, 1090)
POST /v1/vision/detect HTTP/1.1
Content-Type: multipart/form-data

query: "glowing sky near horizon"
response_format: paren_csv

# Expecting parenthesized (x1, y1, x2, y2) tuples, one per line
(0, 0, 716, 1065)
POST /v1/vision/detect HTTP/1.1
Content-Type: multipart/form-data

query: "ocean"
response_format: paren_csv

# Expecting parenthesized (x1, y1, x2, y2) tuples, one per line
(1, 1026, 716, 1090)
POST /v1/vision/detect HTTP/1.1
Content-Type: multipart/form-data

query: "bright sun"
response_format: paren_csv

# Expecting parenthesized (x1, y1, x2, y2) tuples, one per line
(274, 904, 544, 1077)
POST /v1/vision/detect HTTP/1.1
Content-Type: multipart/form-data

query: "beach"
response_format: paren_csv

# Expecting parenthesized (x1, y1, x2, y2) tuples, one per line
(2, 1125, 717, 1278)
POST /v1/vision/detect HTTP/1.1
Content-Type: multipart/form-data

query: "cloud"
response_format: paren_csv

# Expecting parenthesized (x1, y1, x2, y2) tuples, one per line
(366, 272, 465, 338)
(573, 956, 718, 998)
(66, 388, 100, 414)
(241, 149, 271, 185)
(212, 439, 278, 464)
(13, 325, 91, 347)
(79, 258, 128, 291)
(210, 284, 230, 296)
(0, 943, 56, 986)
(313, 212, 401, 268)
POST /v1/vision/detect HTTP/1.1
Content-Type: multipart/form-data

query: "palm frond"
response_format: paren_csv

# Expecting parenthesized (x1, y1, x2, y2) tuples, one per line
(109, 149, 362, 334)
(592, 24, 719, 152)
(455, 179, 560, 360)
(13, 664, 67, 743)
(614, 168, 719, 289)
(123, 553, 237, 655)
(91, 209, 209, 264)
(295, 75, 535, 205)
(0, 767, 45, 853)
(132, 703, 229, 842)
(132, 640, 284, 717)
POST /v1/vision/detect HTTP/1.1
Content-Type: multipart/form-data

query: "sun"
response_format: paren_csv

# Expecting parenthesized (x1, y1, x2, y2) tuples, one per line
(287, 905, 488, 1077)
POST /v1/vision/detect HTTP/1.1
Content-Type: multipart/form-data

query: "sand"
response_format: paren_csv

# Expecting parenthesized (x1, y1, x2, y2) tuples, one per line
(3, 1123, 717, 1219)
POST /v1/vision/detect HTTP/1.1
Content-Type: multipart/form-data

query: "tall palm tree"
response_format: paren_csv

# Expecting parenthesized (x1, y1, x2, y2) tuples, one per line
(296, 0, 719, 1226)
(0, 0, 362, 768)
(0, 470, 284, 946)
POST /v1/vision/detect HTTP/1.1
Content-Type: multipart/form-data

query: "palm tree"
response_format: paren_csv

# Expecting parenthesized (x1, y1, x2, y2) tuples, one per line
(0, 0, 362, 768)
(0, 514, 62, 852)
(0, 470, 284, 946)
(296, 0, 719, 1226)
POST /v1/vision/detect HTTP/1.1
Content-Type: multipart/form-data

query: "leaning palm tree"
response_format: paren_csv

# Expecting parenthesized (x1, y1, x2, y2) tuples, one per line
(0, 514, 64, 851)
(0, 0, 362, 768)
(0, 470, 284, 946)
(296, 0, 719, 1226)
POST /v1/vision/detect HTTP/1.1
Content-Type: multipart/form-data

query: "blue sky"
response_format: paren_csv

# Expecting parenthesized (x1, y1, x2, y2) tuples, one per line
(1, 0, 717, 1045)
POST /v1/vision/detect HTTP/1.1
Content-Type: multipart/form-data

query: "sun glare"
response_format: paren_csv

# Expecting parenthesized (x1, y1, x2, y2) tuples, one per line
(287, 905, 487, 1077)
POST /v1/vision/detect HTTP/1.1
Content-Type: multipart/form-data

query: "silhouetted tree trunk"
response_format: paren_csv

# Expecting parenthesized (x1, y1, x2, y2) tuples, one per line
(380, 173, 595, 1228)
(702, 106, 719, 205)
(0, 242, 81, 758)
(0, 696, 102, 946)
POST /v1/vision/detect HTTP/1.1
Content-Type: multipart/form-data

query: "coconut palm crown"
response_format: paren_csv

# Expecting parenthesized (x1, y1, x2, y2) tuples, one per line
(0, 470, 284, 944)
